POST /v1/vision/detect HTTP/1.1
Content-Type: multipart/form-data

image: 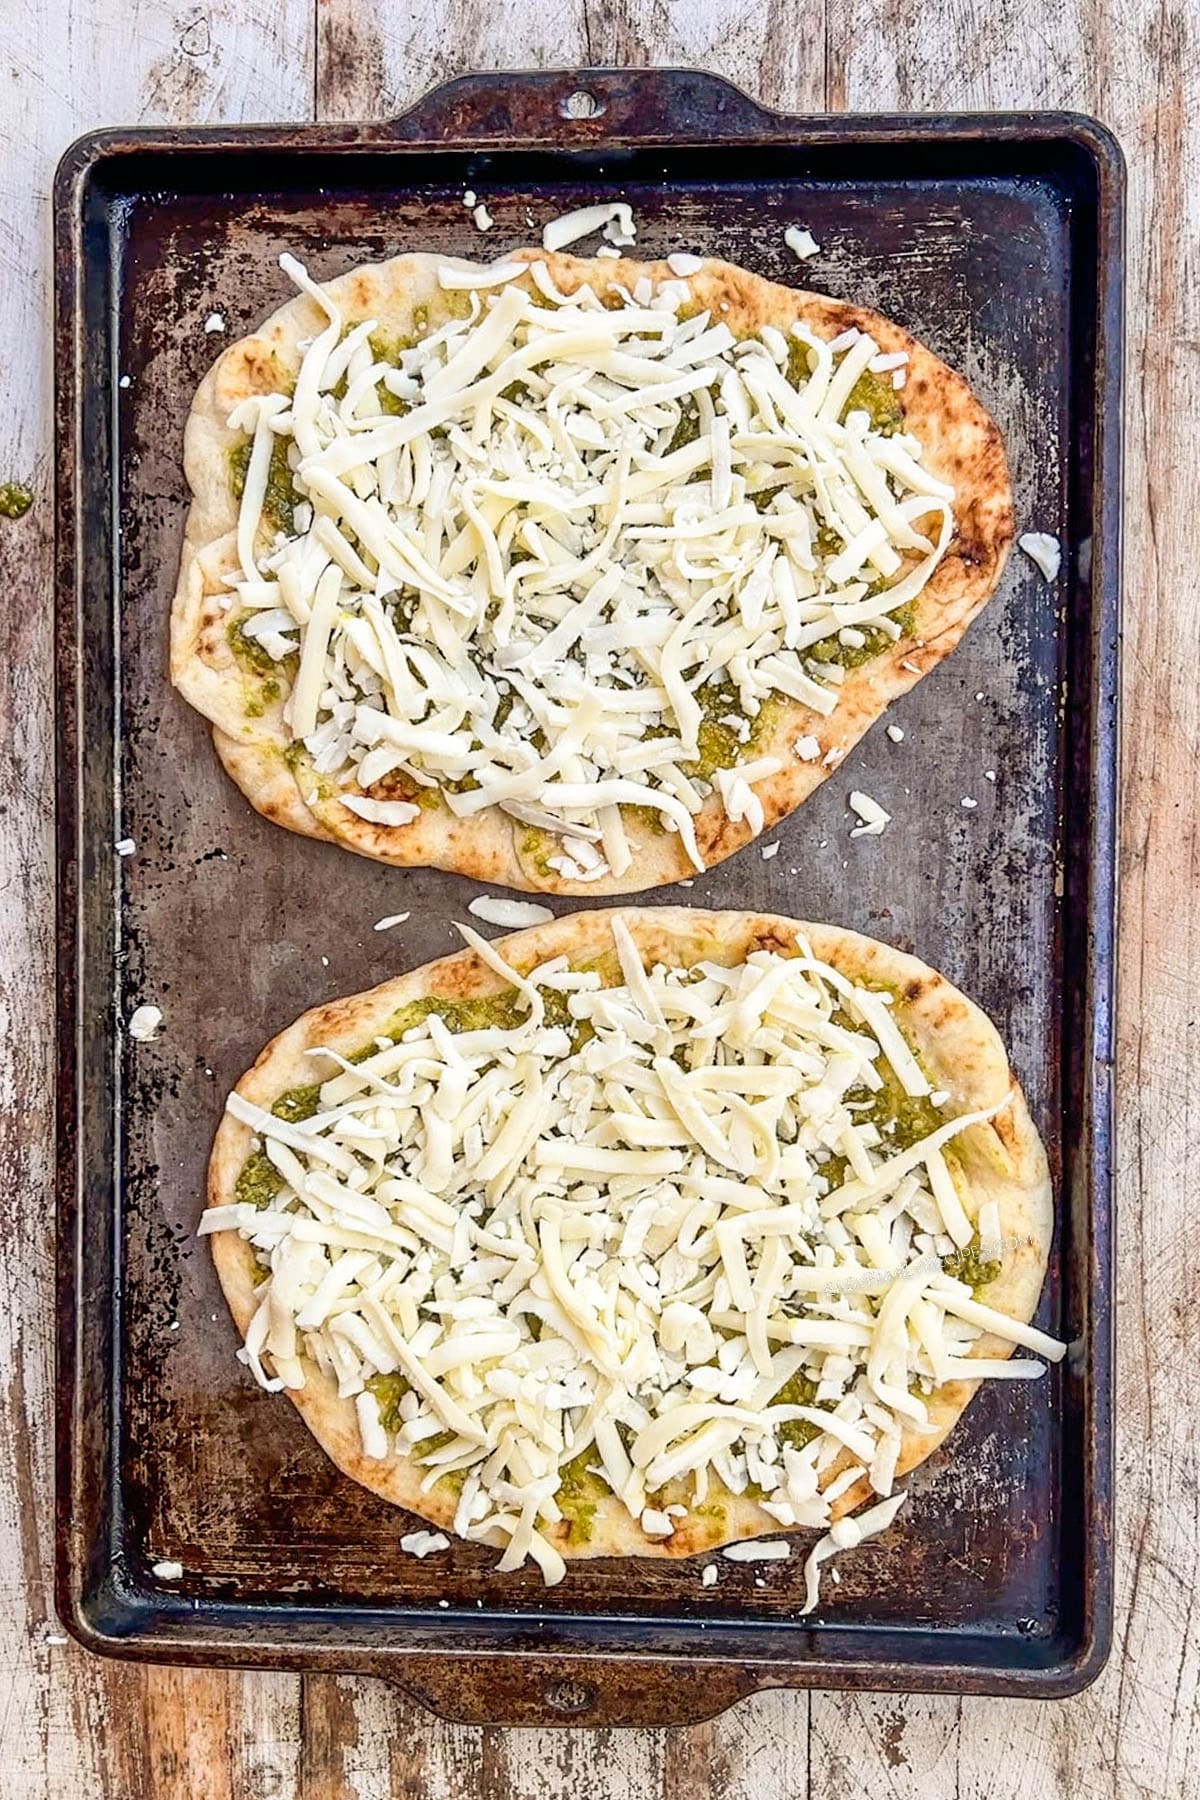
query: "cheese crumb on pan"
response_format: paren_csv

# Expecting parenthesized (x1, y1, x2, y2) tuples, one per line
(400, 1529, 451, 1557)
(216, 251, 957, 878)
(468, 895, 556, 928)
(128, 1003, 163, 1041)
(801, 1492, 907, 1614)
(542, 203, 636, 252)
(373, 912, 411, 931)
(151, 1559, 184, 1580)
(203, 919, 1063, 1590)
(848, 791, 890, 838)
(115, 837, 136, 856)
(723, 1540, 791, 1563)
(701, 1563, 719, 1586)
(1018, 531, 1062, 582)
(784, 226, 820, 261)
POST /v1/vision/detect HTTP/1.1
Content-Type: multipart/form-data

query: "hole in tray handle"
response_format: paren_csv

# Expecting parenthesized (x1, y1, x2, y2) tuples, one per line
(560, 88, 604, 121)
(544, 1676, 597, 1715)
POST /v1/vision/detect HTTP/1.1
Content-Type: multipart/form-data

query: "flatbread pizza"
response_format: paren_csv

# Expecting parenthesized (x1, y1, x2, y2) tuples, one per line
(172, 247, 1013, 893)
(200, 908, 1059, 1601)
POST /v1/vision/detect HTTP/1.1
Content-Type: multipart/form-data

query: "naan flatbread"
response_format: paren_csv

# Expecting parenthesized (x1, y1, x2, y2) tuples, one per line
(204, 908, 1053, 1575)
(172, 250, 1013, 893)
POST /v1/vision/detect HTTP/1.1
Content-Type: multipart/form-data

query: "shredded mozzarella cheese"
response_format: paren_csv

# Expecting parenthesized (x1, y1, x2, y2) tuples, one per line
(211, 253, 957, 873)
(1018, 531, 1062, 582)
(203, 921, 1063, 1588)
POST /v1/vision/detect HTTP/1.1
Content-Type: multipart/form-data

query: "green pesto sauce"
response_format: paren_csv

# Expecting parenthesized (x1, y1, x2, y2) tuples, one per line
(229, 432, 299, 532)
(251, 1261, 271, 1287)
(519, 825, 559, 882)
(234, 1148, 284, 1210)
(817, 1150, 850, 1193)
(365, 330, 414, 414)
(827, 997, 943, 1150)
(227, 613, 279, 678)
(784, 338, 904, 436)
(942, 1232, 1002, 1292)
(863, 1073, 944, 1151)
(556, 1447, 611, 1545)
(806, 601, 917, 671)
(846, 367, 905, 435)
(366, 1371, 410, 1432)
(272, 1083, 322, 1123)
(245, 677, 281, 720)
(431, 291, 474, 326)
(0, 482, 33, 520)
(666, 402, 701, 455)
(381, 990, 525, 1044)
(622, 802, 669, 838)
(362, 766, 445, 812)
(687, 678, 785, 781)
(773, 1370, 824, 1451)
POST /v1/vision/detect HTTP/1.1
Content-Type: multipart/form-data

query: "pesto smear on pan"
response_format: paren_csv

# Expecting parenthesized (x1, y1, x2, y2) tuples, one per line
(201, 918, 1062, 1601)
(198, 251, 957, 878)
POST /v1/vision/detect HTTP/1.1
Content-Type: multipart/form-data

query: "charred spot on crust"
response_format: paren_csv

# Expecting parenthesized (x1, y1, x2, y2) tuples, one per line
(991, 1105, 1020, 1156)
(904, 977, 925, 1002)
(753, 924, 797, 957)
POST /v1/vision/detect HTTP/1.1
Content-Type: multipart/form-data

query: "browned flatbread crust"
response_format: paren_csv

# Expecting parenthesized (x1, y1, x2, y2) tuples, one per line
(172, 249, 1014, 895)
(208, 908, 1052, 1562)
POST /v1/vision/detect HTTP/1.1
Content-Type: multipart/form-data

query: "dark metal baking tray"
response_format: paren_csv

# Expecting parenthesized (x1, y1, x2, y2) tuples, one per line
(54, 67, 1121, 1726)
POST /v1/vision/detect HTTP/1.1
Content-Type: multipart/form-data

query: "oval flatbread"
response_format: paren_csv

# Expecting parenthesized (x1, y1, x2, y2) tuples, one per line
(202, 908, 1056, 1591)
(171, 248, 1013, 894)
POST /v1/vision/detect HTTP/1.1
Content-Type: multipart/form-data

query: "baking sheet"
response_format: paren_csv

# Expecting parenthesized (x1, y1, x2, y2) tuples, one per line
(55, 70, 1118, 1722)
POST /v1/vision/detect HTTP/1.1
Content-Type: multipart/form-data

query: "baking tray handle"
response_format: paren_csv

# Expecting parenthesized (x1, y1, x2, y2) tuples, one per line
(386, 67, 780, 147)
(385, 1652, 763, 1728)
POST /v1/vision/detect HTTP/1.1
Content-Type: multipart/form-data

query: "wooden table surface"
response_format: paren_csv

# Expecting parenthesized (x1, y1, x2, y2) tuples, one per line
(1, 0, 1193, 1793)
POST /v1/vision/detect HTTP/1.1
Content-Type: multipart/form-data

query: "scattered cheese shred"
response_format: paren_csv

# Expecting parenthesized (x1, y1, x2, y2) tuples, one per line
(1018, 531, 1062, 582)
(784, 226, 820, 260)
(542, 202, 635, 252)
(849, 791, 890, 838)
(800, 1492, 907, 1614)
(128, 1004, 163, 1041)
(467, 896, 556, 929)
(723, 1539, 792, 1563)
(400, 1530, 450, 1558)
(373, 912, 411, 931)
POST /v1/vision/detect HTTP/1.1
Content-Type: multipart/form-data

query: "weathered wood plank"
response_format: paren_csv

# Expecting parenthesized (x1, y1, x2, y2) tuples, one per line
(315, 0, 590, 122)
(805, 0, 1200, 1796)
(2, 0, 1194, 1795)
(0, 2, 312, 1796)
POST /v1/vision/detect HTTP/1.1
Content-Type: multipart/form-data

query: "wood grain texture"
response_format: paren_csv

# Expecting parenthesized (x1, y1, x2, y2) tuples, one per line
(0, 0, 1191, 1792)
(0, 3, 313, 1798)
